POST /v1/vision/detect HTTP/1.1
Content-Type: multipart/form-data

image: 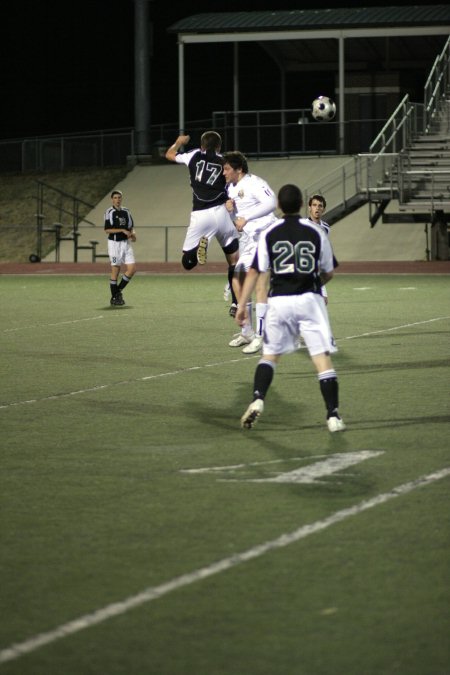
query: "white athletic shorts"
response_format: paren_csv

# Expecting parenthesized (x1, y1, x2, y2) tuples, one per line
(235, 231, 257, 273)
(183, 204, 237, 252)
(107, 240, 136, 266)
(263, 293, 338, 357)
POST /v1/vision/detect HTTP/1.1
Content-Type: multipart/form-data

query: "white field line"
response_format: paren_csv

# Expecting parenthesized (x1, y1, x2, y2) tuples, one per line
(180, 453, 332, 473)
(343, 316, 450, 340)
(2, 315, 104, 333)
(1, 466, 449, 665)
(1, 316, 449, 411)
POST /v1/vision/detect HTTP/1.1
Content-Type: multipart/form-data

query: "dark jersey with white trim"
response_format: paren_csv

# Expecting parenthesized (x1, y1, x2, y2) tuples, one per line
(252, 215, 334, 296)
(175, 148, 227, 211)
(104, 206, 134, 241)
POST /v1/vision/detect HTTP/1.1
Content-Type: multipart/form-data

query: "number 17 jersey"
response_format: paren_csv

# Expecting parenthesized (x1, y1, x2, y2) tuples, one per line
(175, 148, 227, 211)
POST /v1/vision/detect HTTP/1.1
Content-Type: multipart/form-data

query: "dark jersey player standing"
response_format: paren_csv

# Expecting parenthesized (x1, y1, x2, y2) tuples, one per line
(104, 190, 136, 306)
(236, 183, 345, 433)
(165, 130, 239, 309)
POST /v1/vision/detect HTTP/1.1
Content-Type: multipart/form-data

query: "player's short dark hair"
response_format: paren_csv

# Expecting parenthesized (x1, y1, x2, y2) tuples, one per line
(222, 151, 249, 174)
(200, 131, 222, 152)
(111, 190, 123, 198)
(308, 193, 326, 209)
(278, 184, 303, 214)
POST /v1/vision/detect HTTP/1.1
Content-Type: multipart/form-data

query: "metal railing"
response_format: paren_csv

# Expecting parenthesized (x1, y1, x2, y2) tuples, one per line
(369, 96, 423, 155)
(34, 181, 96, 262)
(0, 115, 389, 173)
(0, 128, 136, 173)
(424, 35, 450, 134)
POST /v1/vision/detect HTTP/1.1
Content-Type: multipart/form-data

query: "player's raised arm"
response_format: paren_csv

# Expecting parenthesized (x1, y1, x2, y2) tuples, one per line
(165, 135, 190, 162)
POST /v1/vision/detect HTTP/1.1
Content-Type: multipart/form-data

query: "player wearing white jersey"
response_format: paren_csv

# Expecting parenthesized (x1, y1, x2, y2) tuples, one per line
(237, 184, 345, 433)
(298, 193, 338, 352)
(165, 131, 239, 310)
(302, 194, 338, 303)
(222, 151, 277, 354)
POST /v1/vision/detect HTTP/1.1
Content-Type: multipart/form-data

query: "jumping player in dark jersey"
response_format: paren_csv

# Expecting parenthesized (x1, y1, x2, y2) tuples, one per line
(236, 183, 345, 433)
(165, 131, 239, 310)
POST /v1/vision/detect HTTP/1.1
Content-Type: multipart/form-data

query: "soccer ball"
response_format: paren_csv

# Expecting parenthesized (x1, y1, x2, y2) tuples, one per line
(311, 96, 336, 122)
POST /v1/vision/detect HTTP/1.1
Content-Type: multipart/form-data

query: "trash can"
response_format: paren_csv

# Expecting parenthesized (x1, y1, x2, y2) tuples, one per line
(431, 210, 450, 260)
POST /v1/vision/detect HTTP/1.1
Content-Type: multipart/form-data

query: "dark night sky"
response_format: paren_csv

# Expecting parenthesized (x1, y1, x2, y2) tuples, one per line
(3, 0, 436, 140)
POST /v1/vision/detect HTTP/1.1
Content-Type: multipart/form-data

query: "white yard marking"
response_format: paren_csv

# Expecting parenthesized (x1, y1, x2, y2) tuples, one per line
(182, 452, 383, 484)
(180, 454, 330, 474)
(229, 451, 383, 484)
(1, 317, 449, 411)
(0, 466, 448, 665)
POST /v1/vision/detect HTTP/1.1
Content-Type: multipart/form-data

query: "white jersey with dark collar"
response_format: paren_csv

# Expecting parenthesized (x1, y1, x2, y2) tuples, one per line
(300, 216, 330, 235)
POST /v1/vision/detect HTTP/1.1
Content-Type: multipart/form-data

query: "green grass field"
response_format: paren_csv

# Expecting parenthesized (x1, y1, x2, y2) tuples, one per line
(1, 272, 449, 675)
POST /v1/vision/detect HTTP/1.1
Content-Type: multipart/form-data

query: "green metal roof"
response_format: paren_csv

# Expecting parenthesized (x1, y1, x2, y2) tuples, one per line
(168, 5, 450, 33)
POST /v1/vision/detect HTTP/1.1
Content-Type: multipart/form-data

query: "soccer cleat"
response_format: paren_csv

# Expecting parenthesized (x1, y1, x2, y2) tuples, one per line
(229, 303, 238, 318)
(327, 415, 346, 433)
(242, 335, 263, 354)
(223, 282, 231, 301)
(114, 291, 125, 306)
(241, 398, 264, 429)
(229, 333, 253, 347)
(197, 236, 209, 265)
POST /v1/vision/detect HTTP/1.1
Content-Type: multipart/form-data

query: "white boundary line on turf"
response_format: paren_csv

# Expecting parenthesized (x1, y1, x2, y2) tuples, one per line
(2, 315, 104, 333)
(342, 315, 450, 340)
(1, 466, 449, 665)
(1, 316, 449, 411)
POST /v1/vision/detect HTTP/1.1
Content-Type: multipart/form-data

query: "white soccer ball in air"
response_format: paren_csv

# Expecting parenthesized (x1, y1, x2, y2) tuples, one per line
(311, 96, 336, 122)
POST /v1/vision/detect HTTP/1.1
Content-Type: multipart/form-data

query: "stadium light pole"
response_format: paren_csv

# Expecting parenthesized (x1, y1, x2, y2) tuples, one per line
(134, 0, 152, 155)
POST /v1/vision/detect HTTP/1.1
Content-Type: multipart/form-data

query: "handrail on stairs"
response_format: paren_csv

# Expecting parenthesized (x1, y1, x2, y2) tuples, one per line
(424, 35, 450, 134)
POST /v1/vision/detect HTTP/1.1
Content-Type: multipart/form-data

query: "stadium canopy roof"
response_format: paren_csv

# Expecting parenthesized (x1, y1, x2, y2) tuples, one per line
(167, 5, 450, 152)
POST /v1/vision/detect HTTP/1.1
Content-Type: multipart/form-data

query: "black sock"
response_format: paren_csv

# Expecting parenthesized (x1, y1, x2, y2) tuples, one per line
(318, 371, 339, 417)
(110, 280, 118, 296)
(253, 361, 275, 400)
(228, 265, 237, 305)
(118, 275, 131, 291)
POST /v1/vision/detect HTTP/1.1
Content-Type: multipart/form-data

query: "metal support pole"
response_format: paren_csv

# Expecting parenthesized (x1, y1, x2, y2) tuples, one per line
(134, 0, 152, 154)
(425, 223, 430, 261)
(338, 34, 345, 155)
(233, 42, 239, 149)
(178, 41, 185, 133)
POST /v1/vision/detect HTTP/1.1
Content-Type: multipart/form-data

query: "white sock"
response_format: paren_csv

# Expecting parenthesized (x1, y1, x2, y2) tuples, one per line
(242, 301, 254, 337)
(255, 302, 267, 336)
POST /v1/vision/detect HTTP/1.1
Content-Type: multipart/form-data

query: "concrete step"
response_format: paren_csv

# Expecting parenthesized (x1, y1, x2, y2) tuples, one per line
(400, 199, 450, 209)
